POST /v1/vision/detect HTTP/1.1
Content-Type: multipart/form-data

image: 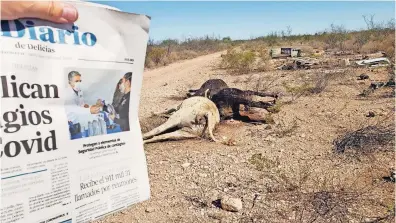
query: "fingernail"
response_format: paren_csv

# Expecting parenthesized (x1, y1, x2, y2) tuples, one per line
(62, 4, 78, 22)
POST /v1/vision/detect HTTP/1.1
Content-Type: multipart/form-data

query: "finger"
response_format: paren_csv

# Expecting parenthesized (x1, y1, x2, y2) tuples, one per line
(22, 1, 78, 24)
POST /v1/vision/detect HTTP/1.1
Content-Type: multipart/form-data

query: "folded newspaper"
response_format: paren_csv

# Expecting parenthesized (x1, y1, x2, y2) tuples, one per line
(0, 2, 151, 223)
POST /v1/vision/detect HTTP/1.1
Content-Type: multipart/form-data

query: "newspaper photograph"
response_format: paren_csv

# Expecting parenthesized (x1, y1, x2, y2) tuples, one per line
(0, 1, 151, 223)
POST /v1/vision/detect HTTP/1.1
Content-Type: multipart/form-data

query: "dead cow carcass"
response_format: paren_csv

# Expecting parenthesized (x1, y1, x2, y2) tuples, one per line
(143, 96, 220, 144)
(187, 79, 229, 98)
(211, 88, 279, 123)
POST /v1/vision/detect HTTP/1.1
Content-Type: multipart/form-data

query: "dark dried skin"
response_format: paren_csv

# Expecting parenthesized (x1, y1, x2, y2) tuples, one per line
(187, 79, 229, 98)
(211, 88, 278, 123)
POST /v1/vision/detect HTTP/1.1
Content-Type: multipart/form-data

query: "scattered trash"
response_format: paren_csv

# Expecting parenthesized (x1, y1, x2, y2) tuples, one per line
(355, 57, 391, 68)
(271, 47, 301, 59)
(276, 57, 319, 70)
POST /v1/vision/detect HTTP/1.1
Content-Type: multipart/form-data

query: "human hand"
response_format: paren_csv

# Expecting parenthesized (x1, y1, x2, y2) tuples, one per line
(96, 99, 103, 106)
(90, 105, 101, 114)
(1, 1, 78, 24)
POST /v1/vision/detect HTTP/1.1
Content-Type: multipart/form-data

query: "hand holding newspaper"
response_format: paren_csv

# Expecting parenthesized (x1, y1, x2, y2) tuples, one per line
(0, 2, 151, 223)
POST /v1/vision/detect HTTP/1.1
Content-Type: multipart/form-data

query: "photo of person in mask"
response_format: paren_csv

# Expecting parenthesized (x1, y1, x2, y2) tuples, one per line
(65, 71, 102, 122)
(109, 72, 132, 132)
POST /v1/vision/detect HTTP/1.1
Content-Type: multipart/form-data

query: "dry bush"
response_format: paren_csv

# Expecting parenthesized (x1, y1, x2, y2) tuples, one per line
(300, 45, 314, 56)
(282, 81, 314, 102)
(310, 73, 331, 94)
(310, 70, 348, 94)
(220, 49, 256, 74)
(176, 50, 199, 60)
(361, 34, 395, 60)
(333, 124, 394, 155)
(343, 37, 360, 52)
(146, 47, 167, 66)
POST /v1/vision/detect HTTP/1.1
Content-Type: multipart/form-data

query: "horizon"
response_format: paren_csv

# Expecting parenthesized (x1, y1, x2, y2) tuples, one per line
(90, 1, 395, 41)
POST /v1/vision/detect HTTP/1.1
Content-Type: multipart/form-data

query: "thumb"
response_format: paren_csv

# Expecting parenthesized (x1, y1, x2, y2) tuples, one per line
(11, 1, 78, 24)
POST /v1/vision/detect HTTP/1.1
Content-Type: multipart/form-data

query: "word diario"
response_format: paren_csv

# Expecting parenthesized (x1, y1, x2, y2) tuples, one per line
(1, 20, 97, 46)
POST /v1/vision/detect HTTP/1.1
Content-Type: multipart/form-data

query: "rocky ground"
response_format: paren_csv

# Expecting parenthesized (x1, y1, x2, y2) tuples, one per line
(96, 51, 395, 223)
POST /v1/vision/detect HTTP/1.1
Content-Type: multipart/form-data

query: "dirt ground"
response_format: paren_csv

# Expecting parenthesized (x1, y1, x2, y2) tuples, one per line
(96, 51, 395, 223)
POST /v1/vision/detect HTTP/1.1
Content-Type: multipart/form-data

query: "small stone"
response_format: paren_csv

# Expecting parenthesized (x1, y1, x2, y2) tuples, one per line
(300, 134, 306, 138)
(264, 136, 275, 142)
(203, 166, 209, 169)
(199, 173, 208, 178)
(145, 207, 154, 213)
(366, 111, 375, 117)
(220, 196, 243, 212)
(265, 125, 272, 130)
(182, 163, 191, 168)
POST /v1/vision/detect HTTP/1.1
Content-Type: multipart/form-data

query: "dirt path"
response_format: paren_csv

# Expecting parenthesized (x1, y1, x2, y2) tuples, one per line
(98, 51, 394, 223)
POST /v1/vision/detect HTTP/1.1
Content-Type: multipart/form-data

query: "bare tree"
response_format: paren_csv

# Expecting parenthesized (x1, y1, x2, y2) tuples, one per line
(286, 25, 292, 36)
(363, 14, 376, 30)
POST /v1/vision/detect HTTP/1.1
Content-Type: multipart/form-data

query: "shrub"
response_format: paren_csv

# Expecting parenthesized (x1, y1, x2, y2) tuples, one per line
(220, 49, 256, 74)
(147, 47, 167, 65)
(282, 82, 314, 102)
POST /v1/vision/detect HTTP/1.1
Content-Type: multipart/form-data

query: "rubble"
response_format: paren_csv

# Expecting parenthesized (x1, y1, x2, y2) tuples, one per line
(355, 57, 391, 68)
(276, 57, 320, 70)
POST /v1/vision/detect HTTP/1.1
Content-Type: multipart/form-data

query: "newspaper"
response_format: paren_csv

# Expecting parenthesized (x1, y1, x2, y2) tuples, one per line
(0, 2, 151, 223)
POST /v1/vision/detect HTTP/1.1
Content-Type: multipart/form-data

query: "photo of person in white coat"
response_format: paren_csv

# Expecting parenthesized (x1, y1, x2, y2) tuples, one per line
(65, 71, 101, 129)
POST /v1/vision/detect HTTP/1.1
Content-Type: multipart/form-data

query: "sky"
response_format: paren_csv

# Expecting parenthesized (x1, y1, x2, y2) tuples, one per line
(90, 1, 395, 41)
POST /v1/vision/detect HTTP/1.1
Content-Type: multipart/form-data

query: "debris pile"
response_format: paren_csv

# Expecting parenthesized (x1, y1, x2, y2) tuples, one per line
(277, 57, 320, 70)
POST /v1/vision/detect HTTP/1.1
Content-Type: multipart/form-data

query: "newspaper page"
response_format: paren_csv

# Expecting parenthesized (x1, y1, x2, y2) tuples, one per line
(0, 2, 151, 223)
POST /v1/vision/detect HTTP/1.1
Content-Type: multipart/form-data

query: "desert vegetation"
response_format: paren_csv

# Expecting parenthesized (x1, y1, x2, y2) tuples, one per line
(145, 15, 395, 72)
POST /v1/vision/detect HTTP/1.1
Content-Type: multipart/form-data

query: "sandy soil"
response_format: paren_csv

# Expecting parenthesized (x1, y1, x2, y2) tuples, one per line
(96, 51, 395, 223)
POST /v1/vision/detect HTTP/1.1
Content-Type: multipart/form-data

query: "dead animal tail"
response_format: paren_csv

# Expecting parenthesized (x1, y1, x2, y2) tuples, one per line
(205, 112, 218, 142)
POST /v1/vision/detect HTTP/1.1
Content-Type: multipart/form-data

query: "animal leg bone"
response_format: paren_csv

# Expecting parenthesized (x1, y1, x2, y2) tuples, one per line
(248, 101, 274, 111)
(143, 130, 199, 144)
(152, 107, 177, 117)
(142, 118, 180, 140)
